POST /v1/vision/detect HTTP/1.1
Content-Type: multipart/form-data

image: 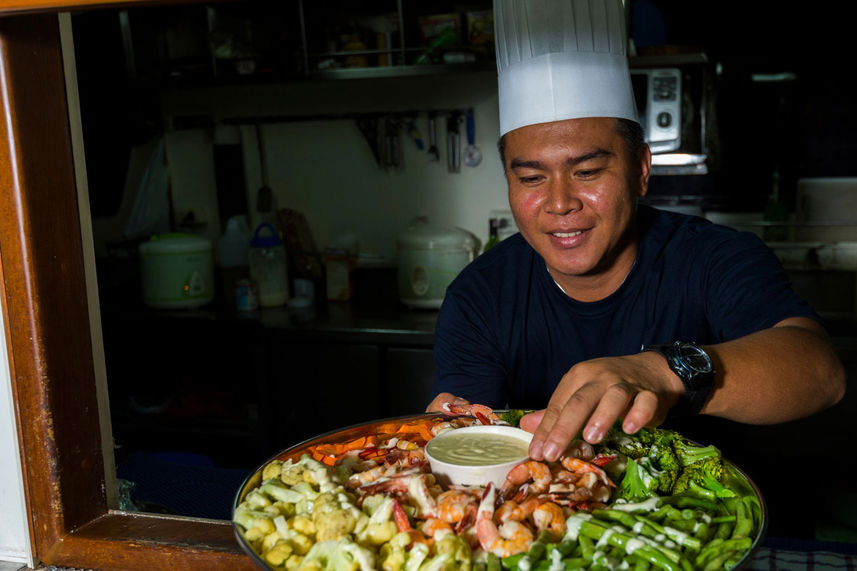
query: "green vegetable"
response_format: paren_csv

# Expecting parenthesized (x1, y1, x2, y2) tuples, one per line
(497, 409, 531, 428)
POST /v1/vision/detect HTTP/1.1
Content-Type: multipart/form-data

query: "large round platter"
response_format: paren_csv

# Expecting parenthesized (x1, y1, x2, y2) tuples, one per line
(233, 413, 767, 570)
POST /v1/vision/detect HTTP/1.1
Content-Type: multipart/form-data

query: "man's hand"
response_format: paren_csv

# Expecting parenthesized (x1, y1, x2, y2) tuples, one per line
(525, 351, 683, 462)
(426, 392, 470, 413)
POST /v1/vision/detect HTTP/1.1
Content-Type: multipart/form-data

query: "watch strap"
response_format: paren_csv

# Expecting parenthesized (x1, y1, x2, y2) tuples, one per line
(644, 341, 714, 417)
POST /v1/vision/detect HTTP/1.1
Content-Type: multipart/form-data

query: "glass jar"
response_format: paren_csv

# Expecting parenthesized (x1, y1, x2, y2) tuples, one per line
(248, 223, 289, 307)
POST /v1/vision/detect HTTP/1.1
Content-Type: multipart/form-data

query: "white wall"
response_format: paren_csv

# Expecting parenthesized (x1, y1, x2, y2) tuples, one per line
(0, 310, 32, 565)
(146, 71, 512, 261)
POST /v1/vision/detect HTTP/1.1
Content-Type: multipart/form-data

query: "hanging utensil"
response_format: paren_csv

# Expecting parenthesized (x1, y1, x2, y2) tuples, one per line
(427, 111, 439, 162)
(463, 108, 482, 167)
(447, 111, 461, 173)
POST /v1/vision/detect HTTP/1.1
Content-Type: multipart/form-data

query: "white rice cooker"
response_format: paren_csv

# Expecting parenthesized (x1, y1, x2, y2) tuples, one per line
(139, 233, 214, 309)
(397, 219, 481, 309)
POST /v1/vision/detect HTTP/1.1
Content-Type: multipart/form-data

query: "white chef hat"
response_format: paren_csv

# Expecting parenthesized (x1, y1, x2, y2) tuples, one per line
(494, 0, 638, 136)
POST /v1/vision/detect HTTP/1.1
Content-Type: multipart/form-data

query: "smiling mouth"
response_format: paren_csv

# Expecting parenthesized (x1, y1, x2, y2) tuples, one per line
(550, 231, 584, 238)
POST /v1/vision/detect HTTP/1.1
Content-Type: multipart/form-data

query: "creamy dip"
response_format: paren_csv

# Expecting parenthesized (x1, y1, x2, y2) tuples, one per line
(427, 432, 529, 466)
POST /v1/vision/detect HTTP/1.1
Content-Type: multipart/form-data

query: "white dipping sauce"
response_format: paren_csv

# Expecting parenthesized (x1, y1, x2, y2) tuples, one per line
(427, 432, 529, 466)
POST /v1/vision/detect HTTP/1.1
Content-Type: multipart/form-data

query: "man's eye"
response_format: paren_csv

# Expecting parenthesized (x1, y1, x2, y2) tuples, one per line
(577, 168, 602, 178)
(518, 175, 543, 184)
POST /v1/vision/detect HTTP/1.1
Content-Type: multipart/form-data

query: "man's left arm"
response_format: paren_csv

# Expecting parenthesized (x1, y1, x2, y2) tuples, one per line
(525, 317, 845, 463)
(699, 316, 845, 423)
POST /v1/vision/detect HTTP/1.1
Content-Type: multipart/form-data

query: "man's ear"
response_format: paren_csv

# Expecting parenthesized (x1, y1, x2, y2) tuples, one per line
(638, 145, 652, 197)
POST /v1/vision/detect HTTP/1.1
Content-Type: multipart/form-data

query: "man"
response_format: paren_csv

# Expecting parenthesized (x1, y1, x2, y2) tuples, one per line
(427, 0, 845, 464)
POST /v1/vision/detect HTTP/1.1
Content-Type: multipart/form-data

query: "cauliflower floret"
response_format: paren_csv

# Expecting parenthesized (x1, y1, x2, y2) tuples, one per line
(298, 538, 375, 571)
(379, 532, 411, 571)
(290, 514, 316, 536)
(264, 540, 294, 568)
(355, 495, 397, 546)
(314, 508, 359, 542)
(434, 533, 472, 570)
(265, 501, 297, 518)
(263, 459, 284, 481)
(282, 463, 310, 487)
(285, 553, 304, 571)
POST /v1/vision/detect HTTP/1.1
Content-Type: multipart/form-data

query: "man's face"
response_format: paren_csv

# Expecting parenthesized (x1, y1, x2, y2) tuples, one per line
(503, 117, 650, 296)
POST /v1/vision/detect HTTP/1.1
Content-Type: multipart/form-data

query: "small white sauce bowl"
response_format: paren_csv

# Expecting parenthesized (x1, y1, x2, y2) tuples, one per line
(425, 425, 533, 488)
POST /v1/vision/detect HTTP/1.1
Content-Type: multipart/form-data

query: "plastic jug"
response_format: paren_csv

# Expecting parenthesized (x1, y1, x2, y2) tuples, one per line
(249, 223, 289, 307)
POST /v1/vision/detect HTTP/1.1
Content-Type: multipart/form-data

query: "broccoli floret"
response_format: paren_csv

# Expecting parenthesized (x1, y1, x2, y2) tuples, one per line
(673, 437, 721, 467)
(497, 409, 530, 427)
(618, 457, 659, 501)
(603, 430, 651, 460)
(673, 456, 736, 500)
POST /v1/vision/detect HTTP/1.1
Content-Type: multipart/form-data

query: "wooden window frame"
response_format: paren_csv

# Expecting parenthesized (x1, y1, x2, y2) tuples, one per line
(0, 9, 255, 570)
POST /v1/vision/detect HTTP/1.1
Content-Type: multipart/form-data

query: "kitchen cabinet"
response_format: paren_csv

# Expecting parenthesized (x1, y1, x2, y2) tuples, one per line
(266, 331, 436, 450)
(383, 346, 435, 415)
(268, 340, 383, 446)
(99, 302, 438, 470)
(101, 310, 275, 468)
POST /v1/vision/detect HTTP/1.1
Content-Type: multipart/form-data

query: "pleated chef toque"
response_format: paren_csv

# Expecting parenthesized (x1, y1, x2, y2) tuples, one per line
(494, 0, 638, 136)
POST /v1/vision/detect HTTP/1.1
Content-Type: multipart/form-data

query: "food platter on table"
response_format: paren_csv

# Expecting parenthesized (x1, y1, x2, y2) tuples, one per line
(233, 408, 767, 571)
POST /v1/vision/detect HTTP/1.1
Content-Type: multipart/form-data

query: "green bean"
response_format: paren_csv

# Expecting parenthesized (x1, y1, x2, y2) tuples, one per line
(579, 535, 595, 560)
(633, 515, 703, 552)
(659, 495, 722, 513)
(486, 552, 502, 571)
(730, 498, 753, 540)
(577, 519, 684, 571)
(694, 537, 753, 568)
(501, 553, 524, 570)
(555, 537, 577, 557)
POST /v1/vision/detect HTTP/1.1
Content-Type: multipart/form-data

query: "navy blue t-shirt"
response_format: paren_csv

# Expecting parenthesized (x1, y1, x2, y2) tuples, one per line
(431, 205, 819, 410)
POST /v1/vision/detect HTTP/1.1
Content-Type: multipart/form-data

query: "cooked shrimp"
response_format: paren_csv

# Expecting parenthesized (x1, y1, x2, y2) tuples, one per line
(495, 497, 541, 523)
(532, 502, 567, 540)
(500, 460, 552, 501)
(440, 402, 501, 425)
(436, 489, 478, 525)
(346, 464, 388, 488)
(358, 471, 438, 516)
(421, 518, 454, 540)
(560, 456, 616, 488)
(476, 483, 534, 557)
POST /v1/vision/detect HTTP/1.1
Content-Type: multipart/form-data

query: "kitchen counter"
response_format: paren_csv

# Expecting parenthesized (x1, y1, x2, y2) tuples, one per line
(101, 297, 438, 345)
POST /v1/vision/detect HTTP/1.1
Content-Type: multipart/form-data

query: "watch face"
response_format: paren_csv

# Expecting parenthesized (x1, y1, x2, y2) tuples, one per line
(679, 344, 714, 373)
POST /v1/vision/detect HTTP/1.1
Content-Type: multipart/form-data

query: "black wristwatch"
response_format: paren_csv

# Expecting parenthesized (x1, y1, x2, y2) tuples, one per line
(644, 341, 715, 416)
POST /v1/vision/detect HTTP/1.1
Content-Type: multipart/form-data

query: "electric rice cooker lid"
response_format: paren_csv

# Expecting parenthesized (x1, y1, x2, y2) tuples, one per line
(139, 233, 212, 254)
(397, 220, 479, 252)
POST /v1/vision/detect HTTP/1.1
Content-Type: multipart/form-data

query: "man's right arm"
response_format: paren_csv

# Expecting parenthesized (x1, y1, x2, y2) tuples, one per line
(427, 289, 508, 411)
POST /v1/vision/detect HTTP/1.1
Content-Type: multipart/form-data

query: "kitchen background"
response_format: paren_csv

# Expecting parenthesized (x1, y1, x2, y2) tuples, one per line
(69, 0, 855, 543)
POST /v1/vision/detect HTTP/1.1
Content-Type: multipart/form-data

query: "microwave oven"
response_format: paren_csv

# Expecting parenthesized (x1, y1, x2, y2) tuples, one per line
(630, 63, 713, 175)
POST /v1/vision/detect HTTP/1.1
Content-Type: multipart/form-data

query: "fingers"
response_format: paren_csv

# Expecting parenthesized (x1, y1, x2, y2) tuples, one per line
(519, 410, 544, 433)
(621, 390, 659, 434)
(529, 382, 603, 462)
(529, 358, 665, 462)
(425, 392, 469, 413)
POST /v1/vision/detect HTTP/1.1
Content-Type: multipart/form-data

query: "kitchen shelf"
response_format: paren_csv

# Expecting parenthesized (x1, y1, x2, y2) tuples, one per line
(309, 62, 493, 80)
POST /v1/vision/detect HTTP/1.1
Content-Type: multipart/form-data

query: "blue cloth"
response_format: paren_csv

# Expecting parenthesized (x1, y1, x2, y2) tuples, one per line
(117, 451, 251, 520)
(431, 206, 819, 410)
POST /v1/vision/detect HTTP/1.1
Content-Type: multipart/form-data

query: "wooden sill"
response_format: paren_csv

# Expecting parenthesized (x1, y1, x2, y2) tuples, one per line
(45, 512, 256, 570)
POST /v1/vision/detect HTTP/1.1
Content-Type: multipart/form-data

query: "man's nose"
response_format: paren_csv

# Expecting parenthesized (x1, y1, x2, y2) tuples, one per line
(545, 177, 583, 215)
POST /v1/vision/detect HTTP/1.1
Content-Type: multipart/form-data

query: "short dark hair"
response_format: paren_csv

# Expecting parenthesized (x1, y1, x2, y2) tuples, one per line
(497, 118, 646, 166)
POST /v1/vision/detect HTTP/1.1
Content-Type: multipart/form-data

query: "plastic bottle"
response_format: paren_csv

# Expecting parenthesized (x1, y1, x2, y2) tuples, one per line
(249, 223, 290, 307)
(218, 215, 251, 307)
